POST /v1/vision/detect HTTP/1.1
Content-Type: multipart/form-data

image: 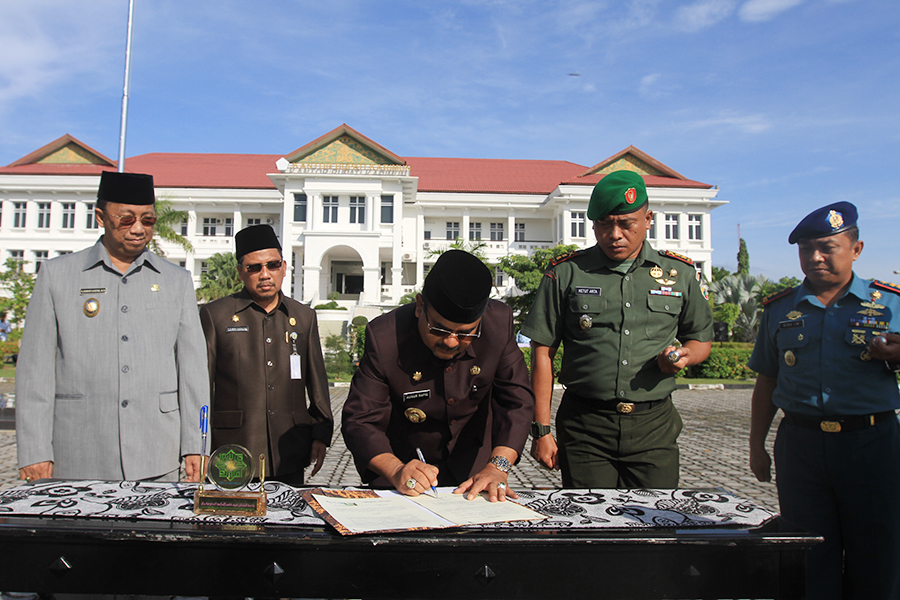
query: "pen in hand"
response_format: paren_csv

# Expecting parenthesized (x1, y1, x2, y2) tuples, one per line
(416, 447, 438, 497)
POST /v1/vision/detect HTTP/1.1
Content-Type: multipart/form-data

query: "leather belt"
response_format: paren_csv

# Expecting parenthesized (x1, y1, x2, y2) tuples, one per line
(784, 410, 897, 433)
(593, 397, 670, 414)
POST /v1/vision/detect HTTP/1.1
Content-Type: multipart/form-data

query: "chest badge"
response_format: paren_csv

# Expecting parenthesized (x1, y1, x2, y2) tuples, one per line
(860, 291, 886, 311)
(412, 371, 422, 382)
(650, 266, 663, 279)
(289, 317, 297, 326)
(470, 365, 481, 375)
(150, 284, 160, 292)
(669, 269, 678, 278)
(785, 310, 804, 321)
(579, 314, 593, 330)
(83, 298, 100, 318)
(405, 407, 427, 423)
(860, 349, 873, 362)
(232, 315, 240, 323)
(784, 350, 796, 367)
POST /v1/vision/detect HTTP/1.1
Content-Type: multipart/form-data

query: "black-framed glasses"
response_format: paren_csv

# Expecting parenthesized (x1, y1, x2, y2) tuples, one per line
(242, 260, 283, 274)
(103, 211, 157, 229)
(424, 311, 482, 340)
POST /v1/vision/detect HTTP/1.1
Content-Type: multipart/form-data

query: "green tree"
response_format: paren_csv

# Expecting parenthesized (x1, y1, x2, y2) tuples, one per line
(497, 244, 579, 328)
(709, 273, 765, 342)
(711, 266, 731, 282)
(0, 257, 36, 325)
(196, 252, 243, 302)
(149, 198, 193, 257)
(427, 238, 489, 264)
(736, 238, 750, 275)
(756, 276, 801, 304)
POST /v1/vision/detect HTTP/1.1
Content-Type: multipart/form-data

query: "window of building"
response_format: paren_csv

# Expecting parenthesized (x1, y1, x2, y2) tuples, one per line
(34, 250, 48, 273)
(515, 223, 525, 242)
(202, 218, 217, 236)
(490, 222, 504, 241)
(9, 250, 24, 269)
(200, 261, 209, 275)
(381, 195, 394, 224)
(648, 214, 657, 239)
(57, 251, 72, 256)
(350, 196, 365, 224)
(61, 203, 75, 229)
(14, 202, 27, 228)
(224, 217, 233, 237)
(469, 222, 482, 241)
(86, 203, 98, 229)
(446, 222, 459, 240)
(571, 212, 586, 238)
(665, 214, 680, 240)
(688, 214, 702, 240)
(246, 218, 261, 227)
(424, 231, 431, 240)
(495, 267, 504, 287)
(322, 196, 338, 223)
(293, 193, 308, 222)
(37, 203, 51, 229)
(181, 220, 189, 236)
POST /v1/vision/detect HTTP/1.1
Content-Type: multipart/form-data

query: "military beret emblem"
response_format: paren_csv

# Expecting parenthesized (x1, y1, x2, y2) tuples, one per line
(827, 210, 843, 230)
(625, 187, 637, 204)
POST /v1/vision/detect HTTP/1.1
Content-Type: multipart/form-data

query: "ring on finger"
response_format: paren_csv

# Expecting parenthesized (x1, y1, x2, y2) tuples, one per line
(497, 482, 507, 490)
(405, 478, 417, 489)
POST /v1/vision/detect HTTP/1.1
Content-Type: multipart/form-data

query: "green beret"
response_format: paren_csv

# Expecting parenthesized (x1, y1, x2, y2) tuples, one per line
(587, 171, 648, 220)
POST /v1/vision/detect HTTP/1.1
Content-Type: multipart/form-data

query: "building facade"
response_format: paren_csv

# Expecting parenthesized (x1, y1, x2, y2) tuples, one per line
(0, 125, 726, 311)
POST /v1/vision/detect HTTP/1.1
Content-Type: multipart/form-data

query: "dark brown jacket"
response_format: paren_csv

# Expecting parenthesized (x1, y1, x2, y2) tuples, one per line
(342, 300, 534, 487)
(200, 290, 333, 477)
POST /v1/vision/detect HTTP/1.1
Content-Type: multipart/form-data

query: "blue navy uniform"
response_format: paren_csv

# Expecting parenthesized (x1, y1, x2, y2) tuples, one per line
(749, 275, 900, 599)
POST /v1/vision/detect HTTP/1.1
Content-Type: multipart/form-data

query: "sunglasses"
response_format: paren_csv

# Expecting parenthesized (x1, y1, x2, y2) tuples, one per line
(424, 311, 482, 339)
(104, 212, 157, 229)
(242, 260, 284, 273)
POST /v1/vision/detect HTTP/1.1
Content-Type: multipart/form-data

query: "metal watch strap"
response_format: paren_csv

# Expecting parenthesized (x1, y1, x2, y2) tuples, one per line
(489, 456, 510, 473)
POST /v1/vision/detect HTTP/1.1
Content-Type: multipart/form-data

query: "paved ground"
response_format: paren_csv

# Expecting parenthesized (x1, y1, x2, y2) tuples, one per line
(0, 381, 779, 511)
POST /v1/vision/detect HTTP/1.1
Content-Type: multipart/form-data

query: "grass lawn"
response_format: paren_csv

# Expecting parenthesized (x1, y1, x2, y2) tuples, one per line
(677, 377, 755, 386)
(0, 365, 15, 379)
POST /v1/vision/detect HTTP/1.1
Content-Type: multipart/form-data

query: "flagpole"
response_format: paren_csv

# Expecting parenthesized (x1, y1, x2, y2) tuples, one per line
(117, 0, 136, 173)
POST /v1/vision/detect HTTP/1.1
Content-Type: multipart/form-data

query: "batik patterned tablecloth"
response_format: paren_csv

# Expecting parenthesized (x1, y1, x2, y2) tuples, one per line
(0, 480, 776, 530)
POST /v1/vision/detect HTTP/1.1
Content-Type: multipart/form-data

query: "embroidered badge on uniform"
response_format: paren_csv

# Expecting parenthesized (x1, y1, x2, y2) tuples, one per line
(660, 250, 693, 266)
(873, 280, 900, 295)
(549, 250, 578, 266)
(762, 287, 795, 306)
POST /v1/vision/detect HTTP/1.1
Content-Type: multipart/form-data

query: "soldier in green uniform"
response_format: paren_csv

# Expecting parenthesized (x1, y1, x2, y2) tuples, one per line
(521, 170, 713, 488)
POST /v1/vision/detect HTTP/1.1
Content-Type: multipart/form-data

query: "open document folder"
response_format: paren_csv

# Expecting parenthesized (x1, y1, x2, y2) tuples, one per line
(304, 487, 548, 535)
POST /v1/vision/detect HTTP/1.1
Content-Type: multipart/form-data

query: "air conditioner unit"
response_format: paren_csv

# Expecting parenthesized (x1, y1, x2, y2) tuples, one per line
(423, 242, 430, 249)
(215, 218, 224, 225)
(402, 253, 411, 261)
(265, 218, 274, 225)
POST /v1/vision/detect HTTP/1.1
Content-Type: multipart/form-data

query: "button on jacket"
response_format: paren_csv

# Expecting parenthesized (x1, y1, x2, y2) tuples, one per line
(522, 242, 713, 402)
(342, 300, 534, 487)
(200, 290, 333, 477)
(16, 238, 208, 480)
(749, 274, 900, 416)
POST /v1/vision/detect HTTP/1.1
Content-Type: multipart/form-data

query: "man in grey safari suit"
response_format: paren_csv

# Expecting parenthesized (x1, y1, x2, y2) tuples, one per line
(16, 171, 207, 482)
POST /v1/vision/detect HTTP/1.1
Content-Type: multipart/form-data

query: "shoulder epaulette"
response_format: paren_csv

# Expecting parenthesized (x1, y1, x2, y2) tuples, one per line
(549, 250, 578, 267)
(873, 280, 900, 295)
(762, 286, 795, 306)
(659, 249, 693, 266)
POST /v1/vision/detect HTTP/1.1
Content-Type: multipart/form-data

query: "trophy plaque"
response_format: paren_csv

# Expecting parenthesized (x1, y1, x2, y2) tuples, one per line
(193, 444, 267, 516)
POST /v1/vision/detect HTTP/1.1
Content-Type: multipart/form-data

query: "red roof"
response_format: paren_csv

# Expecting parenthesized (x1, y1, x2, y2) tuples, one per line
(1, 132, 713, 192)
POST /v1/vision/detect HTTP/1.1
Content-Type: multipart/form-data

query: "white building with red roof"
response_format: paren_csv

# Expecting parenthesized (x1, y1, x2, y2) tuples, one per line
(0, 124, 725, 310)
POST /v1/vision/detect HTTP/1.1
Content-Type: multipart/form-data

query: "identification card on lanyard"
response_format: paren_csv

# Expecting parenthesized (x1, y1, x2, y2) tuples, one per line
(289, 331, 301, 379)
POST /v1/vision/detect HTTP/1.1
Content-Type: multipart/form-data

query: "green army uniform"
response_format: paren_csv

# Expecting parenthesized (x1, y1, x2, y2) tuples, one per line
(522, 241, 713, 488)
(523, 170, 714, 487)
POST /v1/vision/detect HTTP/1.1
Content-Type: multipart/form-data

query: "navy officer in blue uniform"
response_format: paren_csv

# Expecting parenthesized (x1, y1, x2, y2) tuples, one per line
(748, 201, 900, 600)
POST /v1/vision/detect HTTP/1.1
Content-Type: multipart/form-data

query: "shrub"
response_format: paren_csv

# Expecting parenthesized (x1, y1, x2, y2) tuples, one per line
(680, 343, 755, 379)
(314, 300, 346, 310)
(520, 344, 564, 378)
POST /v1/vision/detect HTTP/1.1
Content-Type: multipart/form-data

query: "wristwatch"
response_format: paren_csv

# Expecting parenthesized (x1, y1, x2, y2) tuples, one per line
(489, 456, 511, 473)
(531, 421, 552, 438)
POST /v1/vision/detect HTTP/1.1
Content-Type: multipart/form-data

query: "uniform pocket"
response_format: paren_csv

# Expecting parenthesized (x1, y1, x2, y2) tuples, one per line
(159, 390, 179, 413)
(647, 295, 683, 315)
(568, 295, 608, 336)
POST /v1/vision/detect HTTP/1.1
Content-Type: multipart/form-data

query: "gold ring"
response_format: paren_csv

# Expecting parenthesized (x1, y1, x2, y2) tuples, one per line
(25, 477, 32, 483)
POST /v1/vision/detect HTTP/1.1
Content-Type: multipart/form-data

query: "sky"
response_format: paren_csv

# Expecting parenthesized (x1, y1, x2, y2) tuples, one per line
(1, 0, 899, 281)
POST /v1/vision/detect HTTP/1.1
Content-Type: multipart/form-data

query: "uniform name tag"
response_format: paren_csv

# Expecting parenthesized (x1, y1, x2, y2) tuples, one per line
(778, 320, 804, 330)
(80, 288, 107, 295)
(575, 287, 602, 296)
(403, 390, 431, 403)
(226, 326, 249, 332)
(290, 354, 302, 379)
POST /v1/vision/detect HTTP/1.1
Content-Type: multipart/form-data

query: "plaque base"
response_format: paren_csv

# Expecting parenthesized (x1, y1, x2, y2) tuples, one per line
(193, 488, 267, 517)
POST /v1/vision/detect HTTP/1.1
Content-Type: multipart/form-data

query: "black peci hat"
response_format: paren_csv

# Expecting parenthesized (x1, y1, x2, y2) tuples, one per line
(235, 225, 282, 262)
(97, 171, 156, 205)
(423, 250, 493, 324)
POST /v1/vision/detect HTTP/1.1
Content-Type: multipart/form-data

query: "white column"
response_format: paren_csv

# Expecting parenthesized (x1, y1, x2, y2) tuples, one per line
(363, 266, 380, 304)
(416, 211, 425, 289)
(507, 212, 516, 251)
(303, 264, 321, 305)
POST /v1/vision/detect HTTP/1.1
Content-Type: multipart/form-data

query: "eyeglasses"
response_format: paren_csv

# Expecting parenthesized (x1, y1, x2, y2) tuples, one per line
(103, 212, 157, 229)
(424, 311, 482, 340)
(241, 260, 283, 273)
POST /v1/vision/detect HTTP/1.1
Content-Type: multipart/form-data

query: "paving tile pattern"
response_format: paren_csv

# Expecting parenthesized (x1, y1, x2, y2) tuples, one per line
(0, 383, 779, 511)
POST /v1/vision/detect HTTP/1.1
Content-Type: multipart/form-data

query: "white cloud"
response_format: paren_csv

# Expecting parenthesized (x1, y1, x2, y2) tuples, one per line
(680, 111, 773, 134)
(639, 73, 662, 97)
(738, 0, 805, 22)
(674, 0, 737, 32)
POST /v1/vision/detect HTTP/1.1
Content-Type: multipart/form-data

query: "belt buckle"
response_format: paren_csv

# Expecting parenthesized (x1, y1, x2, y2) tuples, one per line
(617, 402, 635, 414)
(820, 420, 842, 433)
